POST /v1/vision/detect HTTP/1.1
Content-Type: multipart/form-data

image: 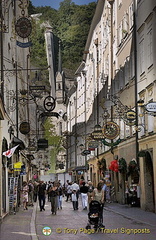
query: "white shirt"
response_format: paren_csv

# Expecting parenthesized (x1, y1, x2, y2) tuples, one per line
(71, 183, 80, 192)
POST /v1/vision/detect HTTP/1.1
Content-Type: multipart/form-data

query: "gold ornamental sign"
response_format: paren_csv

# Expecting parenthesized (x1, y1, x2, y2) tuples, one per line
(102, 121, 120, 140)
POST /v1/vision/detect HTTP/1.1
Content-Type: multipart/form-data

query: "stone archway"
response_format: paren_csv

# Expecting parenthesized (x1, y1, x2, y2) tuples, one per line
(144, 151, 155, 212)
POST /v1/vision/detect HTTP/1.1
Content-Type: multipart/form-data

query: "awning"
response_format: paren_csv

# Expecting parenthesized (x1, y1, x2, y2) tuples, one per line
(12, 136, 25, 150)
(74, 166, 87, 171)
(67, 167, 74, 172)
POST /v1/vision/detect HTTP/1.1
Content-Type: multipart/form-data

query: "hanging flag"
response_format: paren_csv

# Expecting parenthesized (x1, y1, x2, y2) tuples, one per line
(2, 145, 19, 158)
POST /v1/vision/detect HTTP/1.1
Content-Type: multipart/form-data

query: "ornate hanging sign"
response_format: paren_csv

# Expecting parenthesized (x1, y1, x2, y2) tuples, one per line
(145, 102, 156, 113)
(88, 140, 99, 149)
(19, 121, 30, 134)
(43, 96, 56, 112)
(125, 110, 136, 126)
(16, 40, 32, 48)
(101, 138, 121, 147)
(102, 121, 120, 140)
(81, 150, 91, 156)
(15, 17, 32, 38)
(18, 0, 29, 10)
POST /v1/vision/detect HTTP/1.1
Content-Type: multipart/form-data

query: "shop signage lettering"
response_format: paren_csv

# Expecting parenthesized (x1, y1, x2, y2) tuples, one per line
(16, 40, 32, 48)
(145, 102, 156, 112)
(37, 139, 48, 149)
(88, 140, 99, 148)
(91, 132, 104, 140)
(29, 85, 45, 90)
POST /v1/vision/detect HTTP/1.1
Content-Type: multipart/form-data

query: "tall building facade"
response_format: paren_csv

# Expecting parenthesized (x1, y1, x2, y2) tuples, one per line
(66, 0, 156, 212)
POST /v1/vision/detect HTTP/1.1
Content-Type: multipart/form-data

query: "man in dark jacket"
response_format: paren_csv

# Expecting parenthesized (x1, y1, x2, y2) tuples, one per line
(38, 181, 46, 211)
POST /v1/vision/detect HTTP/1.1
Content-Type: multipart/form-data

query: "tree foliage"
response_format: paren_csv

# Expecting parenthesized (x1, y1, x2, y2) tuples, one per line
(44, 118, 63, 173)
(44, 118, 62, 150)
(29, 0, 96, 72)
(30, 23, 47, 68)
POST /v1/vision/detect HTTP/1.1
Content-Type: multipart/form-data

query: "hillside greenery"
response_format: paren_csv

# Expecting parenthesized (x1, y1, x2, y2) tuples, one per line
(28, 0, 96, 74)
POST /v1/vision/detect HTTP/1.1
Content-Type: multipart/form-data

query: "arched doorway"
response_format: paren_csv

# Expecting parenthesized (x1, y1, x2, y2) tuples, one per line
(144, 151, 155, 212)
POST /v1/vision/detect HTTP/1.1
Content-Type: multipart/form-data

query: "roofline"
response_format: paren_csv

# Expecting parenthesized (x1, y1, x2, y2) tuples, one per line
(83, 0, 105, 61)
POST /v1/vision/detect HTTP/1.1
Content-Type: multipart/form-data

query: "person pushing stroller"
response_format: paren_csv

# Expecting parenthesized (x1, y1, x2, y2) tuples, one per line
(86, 182, 105, 230)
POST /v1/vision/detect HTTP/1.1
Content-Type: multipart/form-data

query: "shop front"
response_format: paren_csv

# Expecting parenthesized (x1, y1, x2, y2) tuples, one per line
(138, 135, 156, 212)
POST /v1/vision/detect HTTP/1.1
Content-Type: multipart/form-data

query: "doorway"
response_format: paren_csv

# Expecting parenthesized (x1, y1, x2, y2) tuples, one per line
(144, 151, 155, 212)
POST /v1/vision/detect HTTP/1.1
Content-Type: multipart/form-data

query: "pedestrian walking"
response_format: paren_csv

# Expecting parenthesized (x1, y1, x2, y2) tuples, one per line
(47, 181, 53, 202)
(28, 180, 34, 206)
(66, 182, 72, 202)
(79, 176, 84, 186)
(71, 181, 80, 210)
(64, 180, 69, 197)
(71, 190, 78, 210)
(87, 181, 94, 204)
(80, 182, 89, 210)
(21, 181, 29, 210)
(101, 179, 107, 202)
(33, 181, 39, 202)
(92, 182, 105, 223)
(49, 181, 58, 214)
(106, 183, 111, 203)
(38, 181, 46, 211)
(57, 182, 63, 209)
(92, 182, 105, 204)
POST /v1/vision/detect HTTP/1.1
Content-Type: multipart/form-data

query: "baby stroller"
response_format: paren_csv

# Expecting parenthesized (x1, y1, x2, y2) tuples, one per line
(86, 200, 105, 231)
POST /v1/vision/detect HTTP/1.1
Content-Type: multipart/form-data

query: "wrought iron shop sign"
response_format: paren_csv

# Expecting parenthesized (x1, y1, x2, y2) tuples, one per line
(125, 110, 136, 126)
(16, 40, 32, 48)
(126, 110, 136, 121)
(102, 121, 120, 140)
(101, 138, 121, 147)
(40, 112, 59, 118)
(15, 17, 32, 38)
(44, 96, 56, 112)
(91, 131, 104, 140)
(37, 139, 48, 149)
(29, 86, 45, 91)
(145, 102, 156, 113)
(81, 150, 91, 156)
(88, 140, 99, 149)
(19, 121, 30, 134)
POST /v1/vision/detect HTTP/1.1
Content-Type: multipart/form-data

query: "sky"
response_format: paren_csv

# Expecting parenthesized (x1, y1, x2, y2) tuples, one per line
(31, 0, 97, 10)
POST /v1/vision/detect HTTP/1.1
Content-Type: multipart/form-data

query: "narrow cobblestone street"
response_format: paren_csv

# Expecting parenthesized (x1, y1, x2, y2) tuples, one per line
(1, 196, 156, 240)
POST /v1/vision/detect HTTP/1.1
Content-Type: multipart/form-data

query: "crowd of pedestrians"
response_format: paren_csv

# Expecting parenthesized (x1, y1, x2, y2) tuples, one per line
(20, 177, 111, 217)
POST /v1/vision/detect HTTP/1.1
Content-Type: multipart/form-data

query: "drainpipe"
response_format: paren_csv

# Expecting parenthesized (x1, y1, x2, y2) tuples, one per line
(108, 0, 114, 91)
(108, 0, 115, 154)
(133, 0, 139, 163)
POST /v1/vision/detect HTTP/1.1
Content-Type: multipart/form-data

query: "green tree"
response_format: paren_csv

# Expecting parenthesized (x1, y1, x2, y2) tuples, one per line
(29, 0, 96, 74)
(30, 22, 47, 68)
(28, 0, 36, 15)
(44, 118, 63, 173)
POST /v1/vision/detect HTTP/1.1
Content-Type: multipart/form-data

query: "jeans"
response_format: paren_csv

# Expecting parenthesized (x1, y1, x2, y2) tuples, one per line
(72, 201, 78, 210)
(57, 195, 62, 209)
(38, 195, 45, 210)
